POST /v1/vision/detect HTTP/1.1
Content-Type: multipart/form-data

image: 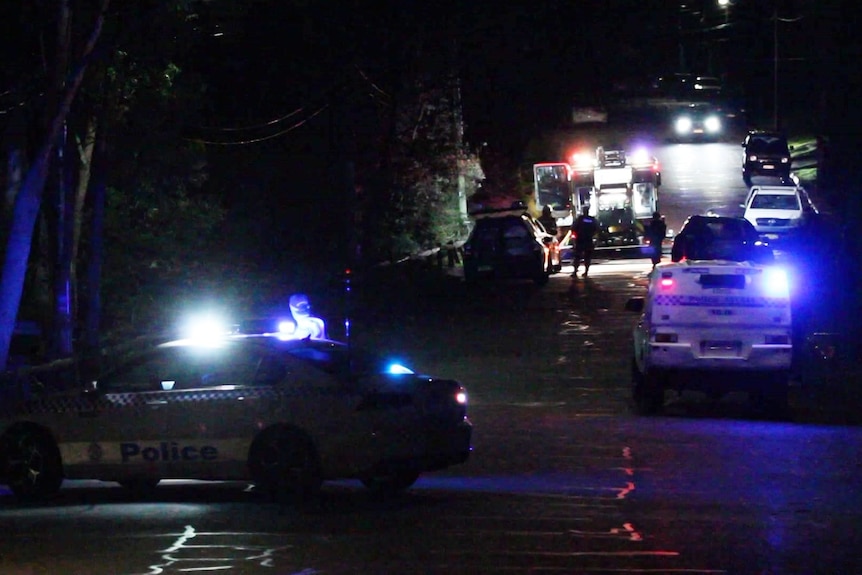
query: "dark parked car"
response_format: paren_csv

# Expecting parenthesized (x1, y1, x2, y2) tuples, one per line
(742, 130, 792, 185)
(463, 210, 561, 285)
(671, 214, 775, 264)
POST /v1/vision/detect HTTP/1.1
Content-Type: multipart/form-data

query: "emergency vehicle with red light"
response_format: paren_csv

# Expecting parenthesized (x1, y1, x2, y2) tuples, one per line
(625, 261, 793, 415)
(533, 147, 661, 257)
(0, 298, 472, 501)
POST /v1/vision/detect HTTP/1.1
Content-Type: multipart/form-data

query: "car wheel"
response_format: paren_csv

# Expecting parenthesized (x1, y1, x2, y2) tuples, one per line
(361, 471, 420, 495)
(742, 170, 752, 186)
(1, 426, 63, 500)
(632, 363, 664, 415)
(249, 427, 323, 504)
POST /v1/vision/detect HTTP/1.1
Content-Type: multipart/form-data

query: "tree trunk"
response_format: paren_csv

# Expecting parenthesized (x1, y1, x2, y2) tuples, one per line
(0, 0, 109, 370)
(81, 117, 109, 375)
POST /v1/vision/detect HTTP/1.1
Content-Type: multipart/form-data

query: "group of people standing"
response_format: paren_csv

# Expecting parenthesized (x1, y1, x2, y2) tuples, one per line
(539, 205, 667, 278)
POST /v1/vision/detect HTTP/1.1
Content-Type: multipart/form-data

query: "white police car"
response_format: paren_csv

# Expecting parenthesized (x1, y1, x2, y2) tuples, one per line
(0, 303, 472, 501)
(626, 261, 793, 415)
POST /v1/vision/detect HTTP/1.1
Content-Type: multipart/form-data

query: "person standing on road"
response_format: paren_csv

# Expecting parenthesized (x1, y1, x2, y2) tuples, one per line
(646, 211, 667, 269)
(572, 206, 597, 277)
(538, 205, 558, 237)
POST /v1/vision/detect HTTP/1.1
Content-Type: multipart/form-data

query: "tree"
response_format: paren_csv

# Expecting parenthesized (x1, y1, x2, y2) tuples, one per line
(0, 0, 109, 370)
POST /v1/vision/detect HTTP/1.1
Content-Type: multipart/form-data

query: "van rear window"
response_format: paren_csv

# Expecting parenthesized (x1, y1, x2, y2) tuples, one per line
(699, 274, 745, 289)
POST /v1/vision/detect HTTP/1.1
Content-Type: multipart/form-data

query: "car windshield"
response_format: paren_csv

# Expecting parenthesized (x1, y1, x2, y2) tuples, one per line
(750, 193, 800, 210)
(699, 218, 753, 239)
(748, 137, 788, 154)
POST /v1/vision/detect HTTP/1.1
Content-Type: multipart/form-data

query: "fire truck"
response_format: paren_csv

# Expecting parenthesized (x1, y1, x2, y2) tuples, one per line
(533, 147, 661, 257)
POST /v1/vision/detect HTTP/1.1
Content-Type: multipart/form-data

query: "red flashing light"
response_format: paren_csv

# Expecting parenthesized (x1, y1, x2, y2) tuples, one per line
(571, 151, 594, 171)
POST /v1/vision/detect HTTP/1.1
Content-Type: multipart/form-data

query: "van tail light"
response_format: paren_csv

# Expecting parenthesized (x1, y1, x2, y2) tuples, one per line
(654, 333, 678, 343)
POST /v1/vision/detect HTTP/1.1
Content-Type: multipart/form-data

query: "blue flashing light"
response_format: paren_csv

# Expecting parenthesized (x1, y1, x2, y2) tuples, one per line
(386, 362, 415, 375)
(762, 267, 790, 298)
(630, 147, 650, 167)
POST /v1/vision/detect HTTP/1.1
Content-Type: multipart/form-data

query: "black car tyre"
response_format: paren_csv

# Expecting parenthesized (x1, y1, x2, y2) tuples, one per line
(632, 362, 664, 415)
(2, 426, 63, 500)
(249, 427, 323, 504)
(361, 471, 420, 495)
(742, 170, 752, 186)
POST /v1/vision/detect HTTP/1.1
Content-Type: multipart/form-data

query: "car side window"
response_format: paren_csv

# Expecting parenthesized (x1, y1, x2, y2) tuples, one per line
(99, 345, 264, 392)
(98, 349, 191, 393)
(252, 354, 288, 386)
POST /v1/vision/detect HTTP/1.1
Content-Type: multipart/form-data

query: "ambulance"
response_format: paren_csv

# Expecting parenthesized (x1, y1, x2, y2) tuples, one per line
(625, 260, 793, 415)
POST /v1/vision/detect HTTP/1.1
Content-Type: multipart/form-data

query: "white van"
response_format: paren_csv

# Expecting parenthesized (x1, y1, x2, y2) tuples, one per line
(626, 260, 793, 414)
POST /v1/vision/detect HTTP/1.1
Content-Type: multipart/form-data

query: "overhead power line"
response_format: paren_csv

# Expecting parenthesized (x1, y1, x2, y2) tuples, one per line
(185, 103, 329, 145)
(195, 105, 307, 132)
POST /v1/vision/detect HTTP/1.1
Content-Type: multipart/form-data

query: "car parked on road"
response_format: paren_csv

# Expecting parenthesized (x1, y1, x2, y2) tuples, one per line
(742, 185, 814, 239)
(742, 130, 793, 185)
(463, 206, 562, 285)
(626, 260, 793, 415)
(0, 307, 473, 501)
(671, 214, 775, 264)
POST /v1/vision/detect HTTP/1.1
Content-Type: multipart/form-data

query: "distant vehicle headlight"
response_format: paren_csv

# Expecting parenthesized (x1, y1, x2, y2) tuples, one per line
(675, 116, 693, 134)
(704, 116, 721, 132)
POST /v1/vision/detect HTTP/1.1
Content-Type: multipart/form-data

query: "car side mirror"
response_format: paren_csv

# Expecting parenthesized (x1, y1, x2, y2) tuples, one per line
(625, 297, 645, 313)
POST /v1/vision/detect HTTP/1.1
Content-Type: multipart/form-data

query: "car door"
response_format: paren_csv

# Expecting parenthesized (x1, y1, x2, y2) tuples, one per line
(55, 348, 188, 480)
(267, 346, 388, 476)
(77, 344, 262, 480)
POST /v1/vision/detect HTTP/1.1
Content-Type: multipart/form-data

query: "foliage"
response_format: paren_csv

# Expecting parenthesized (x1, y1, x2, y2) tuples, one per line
(363, 75, 483, 262)
(95, 180, 225, 339)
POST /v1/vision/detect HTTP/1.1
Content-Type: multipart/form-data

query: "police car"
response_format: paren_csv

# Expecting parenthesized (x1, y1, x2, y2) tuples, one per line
(0, 300, 472, 501)
(625, 261, 793, 415)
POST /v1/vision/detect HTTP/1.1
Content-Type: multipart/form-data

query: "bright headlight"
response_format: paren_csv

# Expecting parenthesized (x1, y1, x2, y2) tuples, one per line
(704, 116, 721, 132)
(675, 117, 692, 134)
